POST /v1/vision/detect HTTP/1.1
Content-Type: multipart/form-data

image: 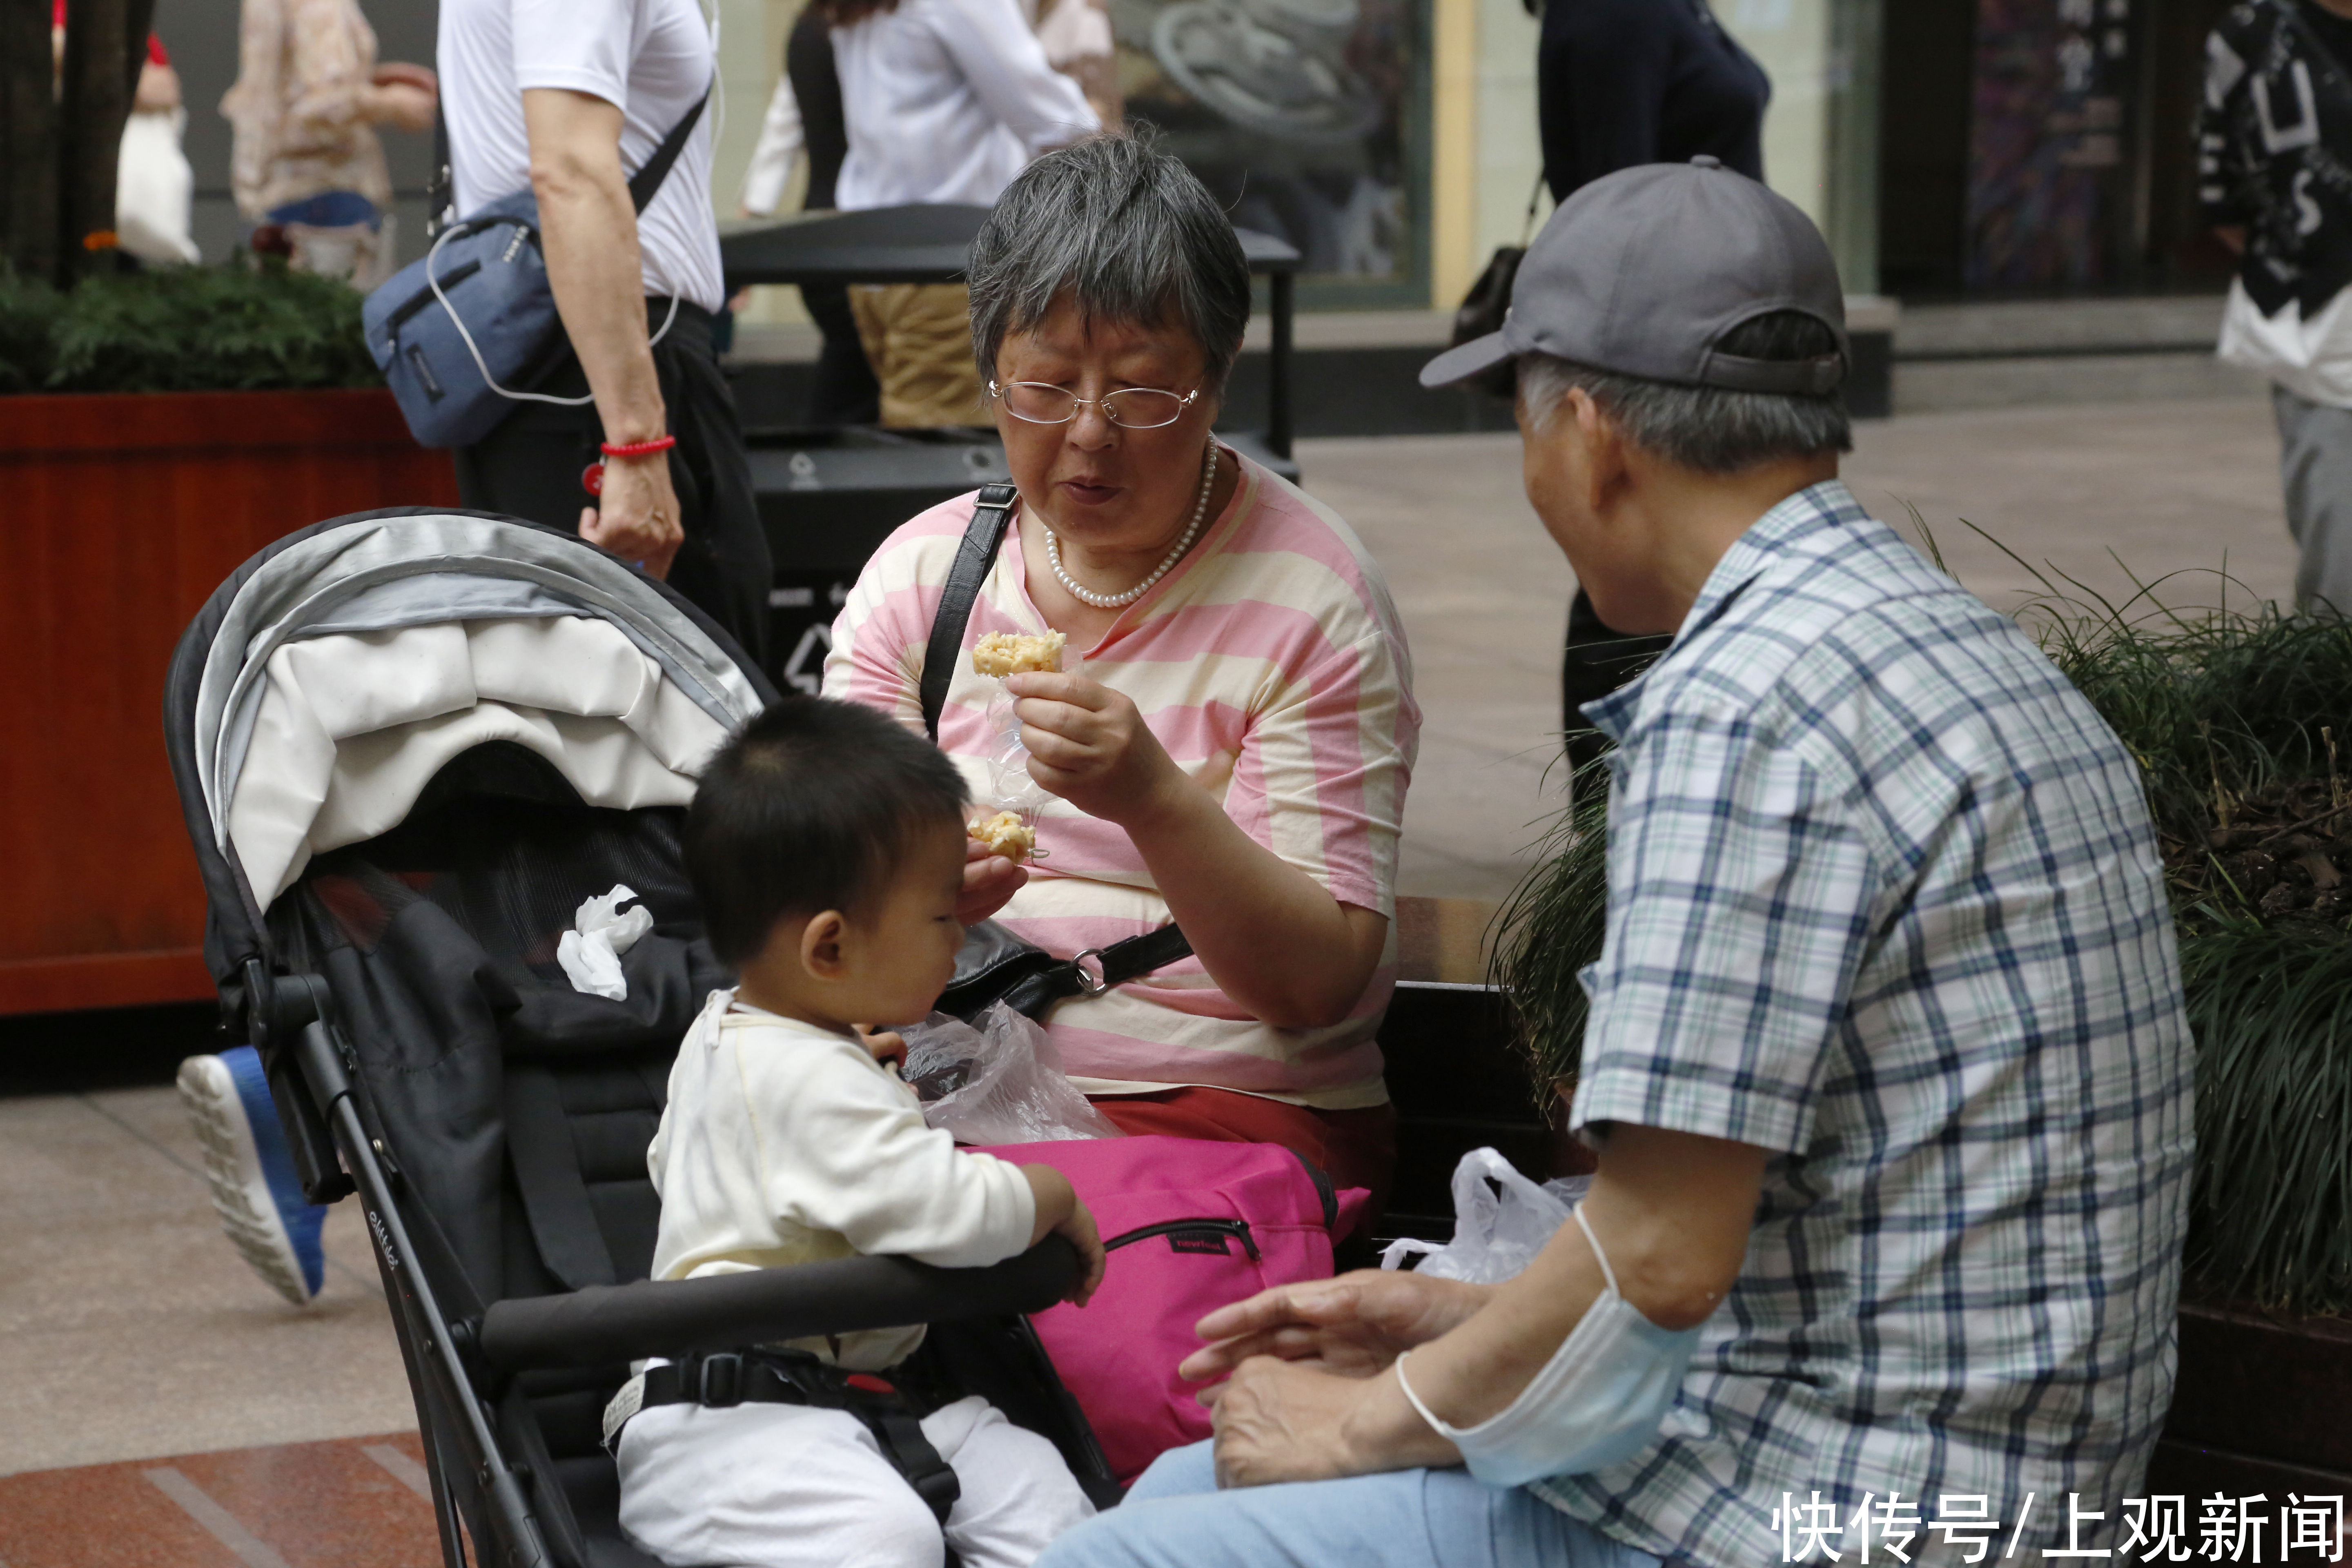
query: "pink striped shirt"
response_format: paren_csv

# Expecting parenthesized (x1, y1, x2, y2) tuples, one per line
(823, 454, 1419, 1109)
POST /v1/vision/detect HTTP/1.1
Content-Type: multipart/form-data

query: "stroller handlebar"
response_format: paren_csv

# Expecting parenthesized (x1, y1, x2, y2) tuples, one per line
(476, 1236, 1084, 1372)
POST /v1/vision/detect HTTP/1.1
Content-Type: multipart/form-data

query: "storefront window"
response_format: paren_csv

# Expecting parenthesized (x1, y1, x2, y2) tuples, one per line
(1108, 0, 1432, 305)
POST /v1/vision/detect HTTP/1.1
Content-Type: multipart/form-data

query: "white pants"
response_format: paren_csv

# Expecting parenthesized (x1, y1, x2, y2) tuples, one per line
(617, 1393, 1095, 1568)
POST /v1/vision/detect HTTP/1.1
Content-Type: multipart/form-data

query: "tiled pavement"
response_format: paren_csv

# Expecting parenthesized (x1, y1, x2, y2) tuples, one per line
(0, 391, 2300, 1559)
(0, 1434, 440, 1568)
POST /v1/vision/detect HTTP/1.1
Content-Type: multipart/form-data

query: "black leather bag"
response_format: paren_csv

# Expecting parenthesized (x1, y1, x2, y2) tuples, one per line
(922, 484, 1193, 1023)
(1448, 176, 1548, 400)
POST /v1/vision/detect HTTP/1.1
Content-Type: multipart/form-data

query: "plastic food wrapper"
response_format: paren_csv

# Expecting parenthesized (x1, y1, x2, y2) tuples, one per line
(1379, 1147, 1592, 1284)
(902, 1003, 1126, 1145)
(556, 884, 654, 1001)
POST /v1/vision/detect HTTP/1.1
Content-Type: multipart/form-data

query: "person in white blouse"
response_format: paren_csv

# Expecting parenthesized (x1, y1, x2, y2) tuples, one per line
(812, 0, 1100, 426)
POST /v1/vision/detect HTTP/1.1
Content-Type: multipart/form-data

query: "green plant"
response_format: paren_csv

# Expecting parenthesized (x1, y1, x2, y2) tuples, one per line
(0, 262, 62, 393)
(1488, 753, 1611, 1106)
(36, 255, 378, 393)
(2178, 917, 2352, 1310)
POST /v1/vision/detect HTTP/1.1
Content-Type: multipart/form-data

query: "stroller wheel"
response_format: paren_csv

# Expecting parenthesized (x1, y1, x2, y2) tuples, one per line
(178, 1048, 329, 1306)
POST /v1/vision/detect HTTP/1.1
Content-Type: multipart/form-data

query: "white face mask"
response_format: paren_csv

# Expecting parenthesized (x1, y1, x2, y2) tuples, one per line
(1397, 1205, 1704, 1487)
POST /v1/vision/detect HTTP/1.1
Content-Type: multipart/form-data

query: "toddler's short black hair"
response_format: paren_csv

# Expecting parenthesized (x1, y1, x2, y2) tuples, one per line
(686, 695, 969, 965)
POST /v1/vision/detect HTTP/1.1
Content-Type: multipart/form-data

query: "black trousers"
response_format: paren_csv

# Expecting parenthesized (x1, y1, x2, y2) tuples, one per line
(1561, 588, 1673, 773)
(802, 281, 880, 427)
(452, 300, 774, 670)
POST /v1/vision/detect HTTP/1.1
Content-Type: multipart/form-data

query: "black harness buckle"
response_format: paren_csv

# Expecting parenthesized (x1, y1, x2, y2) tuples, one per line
(695, 1352, 746, 1408)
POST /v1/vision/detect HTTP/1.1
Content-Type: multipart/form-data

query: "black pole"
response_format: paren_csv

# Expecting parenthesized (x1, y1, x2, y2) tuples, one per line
(0, 0, 58, 281)
(1267, 271, 1294, 461)
(57, 0, 154, 280)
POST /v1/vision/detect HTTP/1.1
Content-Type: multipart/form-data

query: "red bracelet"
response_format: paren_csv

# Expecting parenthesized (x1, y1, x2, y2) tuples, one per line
(582, 434, 678, 497)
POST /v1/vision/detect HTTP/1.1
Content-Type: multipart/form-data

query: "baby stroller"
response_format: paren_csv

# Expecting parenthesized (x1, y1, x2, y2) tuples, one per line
(163, 507, 1116, 1568)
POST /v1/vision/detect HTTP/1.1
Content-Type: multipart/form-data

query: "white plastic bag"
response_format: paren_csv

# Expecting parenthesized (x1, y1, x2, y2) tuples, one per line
(902, 1003, 1125, 1144)
(1379, 1147, 1590, 1284)
(115, 108, 199, 266)
(556, 885, 654, 1001)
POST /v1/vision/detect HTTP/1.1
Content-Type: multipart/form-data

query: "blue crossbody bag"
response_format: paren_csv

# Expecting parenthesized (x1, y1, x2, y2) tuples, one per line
(363, 88, 708, 450)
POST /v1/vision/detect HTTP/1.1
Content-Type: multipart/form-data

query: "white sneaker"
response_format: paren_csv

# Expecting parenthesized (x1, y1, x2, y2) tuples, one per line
(177, 1048, 327, 1305)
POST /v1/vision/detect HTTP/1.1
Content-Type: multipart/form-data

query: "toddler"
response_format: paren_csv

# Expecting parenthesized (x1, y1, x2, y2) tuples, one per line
(608, 695, 1105, 1568)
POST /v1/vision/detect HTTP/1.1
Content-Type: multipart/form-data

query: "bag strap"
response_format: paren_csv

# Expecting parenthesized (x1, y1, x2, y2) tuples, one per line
(425, 84, 706, 231)
(920, 482, 1020, 741)
(429, 109, 452, 236)
(1097, 923, 1193, 987)
(627, 85, 711, 216)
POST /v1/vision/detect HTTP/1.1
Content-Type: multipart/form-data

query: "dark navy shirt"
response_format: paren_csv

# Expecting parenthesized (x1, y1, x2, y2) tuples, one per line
(1538, 0, 1770, 202)
(786, 9, 849, 211)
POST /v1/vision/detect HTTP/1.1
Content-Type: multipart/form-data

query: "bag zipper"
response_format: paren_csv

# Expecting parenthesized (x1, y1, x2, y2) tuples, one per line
(1105, 1218, 1260, 1262)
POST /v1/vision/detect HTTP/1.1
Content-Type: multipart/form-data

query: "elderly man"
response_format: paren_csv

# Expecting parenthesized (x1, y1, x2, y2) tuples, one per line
(1033, 159, 2194, 1568)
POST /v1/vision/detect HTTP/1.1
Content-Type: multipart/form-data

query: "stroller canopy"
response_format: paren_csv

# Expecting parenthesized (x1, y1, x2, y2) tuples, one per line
(167, 509, 770, 980)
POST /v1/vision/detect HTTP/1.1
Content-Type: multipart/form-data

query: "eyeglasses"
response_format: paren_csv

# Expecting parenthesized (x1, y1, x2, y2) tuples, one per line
(989, 380, 1199, 430)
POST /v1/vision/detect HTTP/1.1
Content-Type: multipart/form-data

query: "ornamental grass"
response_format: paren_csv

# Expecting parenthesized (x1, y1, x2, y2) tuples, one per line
(0, 254, 377, 394)
(1493, 537, 2352, 1317)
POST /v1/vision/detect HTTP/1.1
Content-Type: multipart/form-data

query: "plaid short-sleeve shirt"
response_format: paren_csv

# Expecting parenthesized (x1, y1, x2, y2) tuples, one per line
(1540, 481, 2195, 1566)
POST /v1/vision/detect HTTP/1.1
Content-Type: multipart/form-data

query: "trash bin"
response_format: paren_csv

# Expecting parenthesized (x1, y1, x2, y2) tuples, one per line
(746, 425, 1009, 693)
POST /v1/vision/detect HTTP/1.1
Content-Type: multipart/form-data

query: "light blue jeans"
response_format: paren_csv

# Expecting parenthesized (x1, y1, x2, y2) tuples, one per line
(1032, 1442, 1663, 1568)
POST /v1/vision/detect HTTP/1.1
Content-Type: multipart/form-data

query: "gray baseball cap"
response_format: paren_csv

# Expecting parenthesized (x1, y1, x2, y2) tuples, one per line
(1420, 156, 1849, 395)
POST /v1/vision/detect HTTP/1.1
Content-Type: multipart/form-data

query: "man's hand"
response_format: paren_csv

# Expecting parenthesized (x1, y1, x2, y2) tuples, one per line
(1004, 672, 1186, 826)
(958, 835, 1028, 924)
(1205, 1357, 1458, 1488)
(1180, 1269, 1492, 1386)
(581, 452, 684, 578)
(526, 87, 678, 580)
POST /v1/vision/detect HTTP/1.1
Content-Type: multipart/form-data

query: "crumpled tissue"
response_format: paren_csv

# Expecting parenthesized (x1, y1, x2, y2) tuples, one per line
(557, 885, 654, 1001)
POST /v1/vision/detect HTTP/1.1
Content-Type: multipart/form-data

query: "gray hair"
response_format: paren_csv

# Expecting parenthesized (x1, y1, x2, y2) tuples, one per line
(1517, 311, 1853, 473)
(968, 133, 1253, 393)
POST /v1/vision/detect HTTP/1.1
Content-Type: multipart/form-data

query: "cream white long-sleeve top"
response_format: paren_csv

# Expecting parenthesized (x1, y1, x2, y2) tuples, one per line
(829, 0, 1097, 210)
(645, 989, 1037, 1369)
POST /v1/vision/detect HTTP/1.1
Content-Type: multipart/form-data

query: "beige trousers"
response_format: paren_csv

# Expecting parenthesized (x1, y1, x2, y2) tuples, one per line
(850, 283, 988, 428)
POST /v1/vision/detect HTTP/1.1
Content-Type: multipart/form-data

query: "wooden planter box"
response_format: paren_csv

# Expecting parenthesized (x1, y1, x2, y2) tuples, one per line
(2153, 1290, 2352, 1498)
(1, 389, 457, 1016)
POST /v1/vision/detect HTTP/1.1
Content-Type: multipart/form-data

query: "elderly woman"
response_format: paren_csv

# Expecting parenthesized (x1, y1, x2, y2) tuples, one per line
(823, 134, 1417, 1198)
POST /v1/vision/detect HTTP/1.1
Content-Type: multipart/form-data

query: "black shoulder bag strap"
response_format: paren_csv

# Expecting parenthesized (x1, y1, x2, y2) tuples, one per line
(626, 87, 710, 216)
(425, 83, 706, 232)
(921, 482, 1020, 743)
(920, 484, 1193, 1020)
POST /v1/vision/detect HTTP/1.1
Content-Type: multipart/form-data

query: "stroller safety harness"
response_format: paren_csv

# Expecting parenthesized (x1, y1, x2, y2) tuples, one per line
(635, 1350, 963, 1523)
(164, 508, 1118, 1568)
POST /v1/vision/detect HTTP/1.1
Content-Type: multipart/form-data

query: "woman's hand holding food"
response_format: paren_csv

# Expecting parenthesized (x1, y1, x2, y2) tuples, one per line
(1003, 671, 1186, 826)
(958, 835, 1028, 925)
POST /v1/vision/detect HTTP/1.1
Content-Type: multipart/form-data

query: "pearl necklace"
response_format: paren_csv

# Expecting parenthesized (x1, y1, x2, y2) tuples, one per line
(1044, 441, 1220, 610)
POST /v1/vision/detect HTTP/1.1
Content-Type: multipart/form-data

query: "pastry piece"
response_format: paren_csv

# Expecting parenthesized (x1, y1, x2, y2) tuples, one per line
(968, 810, 1037, 863)
(971, 630, 1066, 677)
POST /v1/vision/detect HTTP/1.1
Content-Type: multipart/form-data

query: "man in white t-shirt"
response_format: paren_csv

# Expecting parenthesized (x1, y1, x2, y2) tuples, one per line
(437, 0, 773, 662)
